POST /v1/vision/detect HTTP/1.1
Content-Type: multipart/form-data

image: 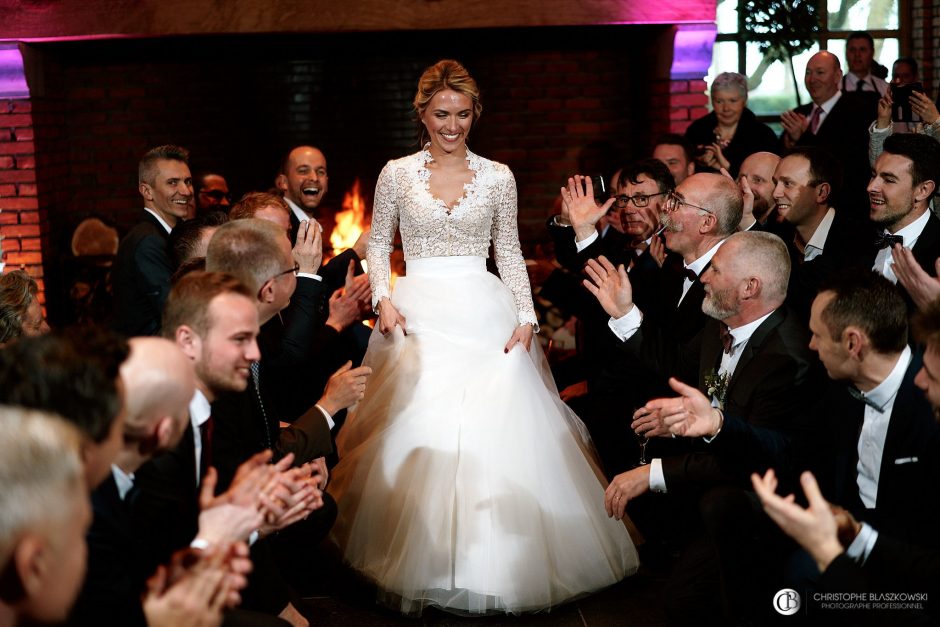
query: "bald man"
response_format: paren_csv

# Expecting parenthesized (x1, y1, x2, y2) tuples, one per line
(70, 337, 197, 627)
(737, 151, 780, 228)
(780, 51, 878, 216)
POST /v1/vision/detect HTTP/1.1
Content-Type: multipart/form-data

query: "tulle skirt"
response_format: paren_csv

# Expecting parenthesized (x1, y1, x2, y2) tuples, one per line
(329, 256, 638, 615)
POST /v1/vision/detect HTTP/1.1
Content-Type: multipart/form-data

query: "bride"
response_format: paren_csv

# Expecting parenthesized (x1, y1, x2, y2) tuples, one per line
(328, 59, 638, 616)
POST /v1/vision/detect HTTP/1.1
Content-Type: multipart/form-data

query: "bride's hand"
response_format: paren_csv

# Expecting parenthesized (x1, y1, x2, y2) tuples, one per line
(504, 324, 534, 354)
(377, 298, 407, 336)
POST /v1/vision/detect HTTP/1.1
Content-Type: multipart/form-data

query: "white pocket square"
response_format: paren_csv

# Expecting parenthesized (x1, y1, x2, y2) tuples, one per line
(894, 457, 919, 465)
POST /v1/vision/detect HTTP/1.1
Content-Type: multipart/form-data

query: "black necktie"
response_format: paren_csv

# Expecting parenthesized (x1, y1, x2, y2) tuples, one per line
(198, 416, 214, 480)
(856, 79, 866, 92)
(874, 233, 904, 250)
(847, 386, 884, 412)
(250, 361, 274, 453)
(719, 322, 734, 355)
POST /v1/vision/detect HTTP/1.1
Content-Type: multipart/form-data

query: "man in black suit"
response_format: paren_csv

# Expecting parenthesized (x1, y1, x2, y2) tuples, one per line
(113, 145, 194, 336)
(772, 146, 872, 320)
(867, 133, 940, 313)
(753, 292, 940, 625)
(275, 145, 367, 292)
(136, 272, 319, 626)
(780, 51, 878, 215)
(69, 337, 202, 627)
(586, 230, 820, 624)
(737, 151, 780, 230)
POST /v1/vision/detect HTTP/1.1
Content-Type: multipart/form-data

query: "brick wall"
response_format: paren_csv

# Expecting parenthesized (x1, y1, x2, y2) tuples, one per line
(16, 25, 701, 323)
(0, 98, 44, 300)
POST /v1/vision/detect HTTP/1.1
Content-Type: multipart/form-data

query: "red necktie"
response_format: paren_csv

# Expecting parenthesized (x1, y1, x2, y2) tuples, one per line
(808, 106, 822, 134)
(719, 323, 734, 355)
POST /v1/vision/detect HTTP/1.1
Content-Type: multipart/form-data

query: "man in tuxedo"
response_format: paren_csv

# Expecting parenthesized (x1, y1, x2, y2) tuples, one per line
(136, 272, 317, 626)
(586, 230, 819, 624)
(114, 145, 194, 336)
(653, 133, 696, 185)
(780, 51, 878, 214)
(69, 337, 199, 627)
(736, 151, 780, 229)
(0, 408, 90, 627)
(753, 292, 940, 625)
(772, 146, 871, 319)
(275, 145, 367, 292)
(868, 132, 940, 312)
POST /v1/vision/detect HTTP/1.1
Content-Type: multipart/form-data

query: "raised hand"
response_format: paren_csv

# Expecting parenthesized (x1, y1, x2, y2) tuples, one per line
(876, 89, 893, 129)
(326, 260, 369, 332)
(582, 255, 634, 318)
(911, 90, 940, 125)
(751, 470, 845, 572)
(318, 360, 372, 415)
(561, 175, 616, 242)
(293, 219, 323, 275)
(780, 110, 808, 145)
(143, 547, 234, 627)
(892, 245, 940, 311)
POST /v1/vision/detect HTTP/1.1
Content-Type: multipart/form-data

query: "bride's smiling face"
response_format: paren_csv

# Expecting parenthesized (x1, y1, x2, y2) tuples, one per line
(421, 89, 473, 154)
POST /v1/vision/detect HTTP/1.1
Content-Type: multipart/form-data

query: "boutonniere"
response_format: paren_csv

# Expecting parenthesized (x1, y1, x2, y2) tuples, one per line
(705, 369, 730, 409)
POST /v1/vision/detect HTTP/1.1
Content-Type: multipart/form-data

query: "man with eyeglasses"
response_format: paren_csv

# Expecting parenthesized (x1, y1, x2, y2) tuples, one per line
(194, 172, 231, 217)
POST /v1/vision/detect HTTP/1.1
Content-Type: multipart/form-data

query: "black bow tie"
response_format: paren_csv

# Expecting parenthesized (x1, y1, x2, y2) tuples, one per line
(684, 268, 698, 282)
(874, 233, 904, 250)
(847, 386, 885, 412)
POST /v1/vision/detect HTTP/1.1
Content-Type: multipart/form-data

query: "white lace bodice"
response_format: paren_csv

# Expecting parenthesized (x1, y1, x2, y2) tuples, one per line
(367, 146, 537, 326)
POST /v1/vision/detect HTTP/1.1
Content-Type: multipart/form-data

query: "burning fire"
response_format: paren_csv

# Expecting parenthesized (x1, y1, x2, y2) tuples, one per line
(331, 179, 368, 256)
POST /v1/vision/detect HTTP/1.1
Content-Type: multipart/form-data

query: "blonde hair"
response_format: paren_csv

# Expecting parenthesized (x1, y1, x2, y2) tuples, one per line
(413, 59, 483, 146)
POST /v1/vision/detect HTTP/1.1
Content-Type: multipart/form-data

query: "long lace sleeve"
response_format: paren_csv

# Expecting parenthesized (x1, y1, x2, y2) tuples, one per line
(368, 162, 399, 309)
(490, 167, 538, 328)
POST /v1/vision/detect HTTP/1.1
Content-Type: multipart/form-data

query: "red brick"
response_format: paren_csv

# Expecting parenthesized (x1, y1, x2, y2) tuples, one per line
(689, 79, 708, 93)
(0, 130, 10, 142)
(14, 128, 34, 141)
(669, 121, 692, 134)
(3, 252, 42, 265)
(670, 108, 690, 120)
(565, 98, 602, 110)
(671, 93, 709, 107)
(670, 81, 690, 93)
(0, 142, 34, 155)
(2, 238, 19, 252)
(69, 87, 106, 100)
(0, 197, 39, 210)
(529, 100, 562, 111)
(0, 114, 32, 128)
(1, 224, 39, 238)
(565, 121, 602, 134)
(0, 156, 11, 169)
(20, 237, 41, 251)
(689, 107, 710, 120)
(18, 183, 37, 196)
(18, 211, 39, 224)
(15, 156, 34, 169)
(0, 184, 14, 196)
(10, 101, 30, 114)
(0, 212, 16, 224)
(0, 170, 35, 183)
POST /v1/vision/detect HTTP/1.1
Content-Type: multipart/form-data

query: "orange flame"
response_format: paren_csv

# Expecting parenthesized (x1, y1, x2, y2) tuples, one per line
(331, 179, 368, 256)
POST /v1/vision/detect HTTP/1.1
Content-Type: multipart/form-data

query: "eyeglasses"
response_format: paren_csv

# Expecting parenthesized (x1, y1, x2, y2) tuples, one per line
(272, 262, 300, 280)
(663, 190, 714, 215)
(200, 190, 231, 201)
(613, 191, 666, 208)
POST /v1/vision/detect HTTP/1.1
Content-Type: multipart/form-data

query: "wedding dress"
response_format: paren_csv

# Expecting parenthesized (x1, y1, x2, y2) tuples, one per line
(328, 146, 638, 615)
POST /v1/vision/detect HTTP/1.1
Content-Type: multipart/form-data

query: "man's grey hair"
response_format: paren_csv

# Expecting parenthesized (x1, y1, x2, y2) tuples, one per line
(727, 231, 791, 302)
(205, 218, 288, 295)
(0, 407, 83, 566)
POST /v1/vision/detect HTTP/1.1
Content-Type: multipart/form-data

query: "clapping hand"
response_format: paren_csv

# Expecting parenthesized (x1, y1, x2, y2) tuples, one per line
(582, 255, 634, 319)
(700, 142, 730, 172)
(293, 220, 323, 275)
(780, 110, 809, 145)
(648, 377, 723, 439)
(751, 469, 846, 572)
(892, 245, 940, 311)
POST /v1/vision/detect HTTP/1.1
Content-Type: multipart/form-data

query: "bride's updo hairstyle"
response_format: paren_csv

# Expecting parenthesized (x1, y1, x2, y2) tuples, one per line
(413, 59, 483, 146)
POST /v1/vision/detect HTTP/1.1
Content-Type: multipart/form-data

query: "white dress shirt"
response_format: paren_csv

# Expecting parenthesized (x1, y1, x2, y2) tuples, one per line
(111, 464, 136, 501)
(855, 346, 912, 508)
(143, 207, 172, 234)
(843, 72, 889, 95)
(810, 91, 843, 133)
(801, 207, 836, 262)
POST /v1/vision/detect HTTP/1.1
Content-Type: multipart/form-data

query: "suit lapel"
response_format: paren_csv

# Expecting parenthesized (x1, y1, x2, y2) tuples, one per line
(912, 214, 940, 275)
(726, 308, 787, 393)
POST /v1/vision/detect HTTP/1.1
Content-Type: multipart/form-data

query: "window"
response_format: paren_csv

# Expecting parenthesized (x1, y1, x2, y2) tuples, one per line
(706, 0, 902, 120)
